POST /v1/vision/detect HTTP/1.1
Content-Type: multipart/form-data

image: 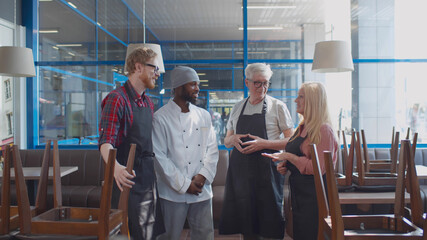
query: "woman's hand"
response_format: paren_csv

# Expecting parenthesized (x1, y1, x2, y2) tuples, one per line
(262, 152, 287, 162)
(263, 151, 298, 163)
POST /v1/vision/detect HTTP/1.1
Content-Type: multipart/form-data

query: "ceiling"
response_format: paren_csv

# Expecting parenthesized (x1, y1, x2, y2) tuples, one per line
(126, 0, 325, 41)
(39, 0, 326, 43)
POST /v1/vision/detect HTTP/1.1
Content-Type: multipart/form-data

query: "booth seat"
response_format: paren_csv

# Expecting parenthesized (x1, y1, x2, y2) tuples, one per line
(17, 149, 105, 208)
(11, 148, 230, 226)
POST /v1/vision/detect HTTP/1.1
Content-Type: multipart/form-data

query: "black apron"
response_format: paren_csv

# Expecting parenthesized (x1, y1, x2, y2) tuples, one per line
(285, 128, 324, 240)
(111, 83, 164, 240)
(219, 98, 285, 239)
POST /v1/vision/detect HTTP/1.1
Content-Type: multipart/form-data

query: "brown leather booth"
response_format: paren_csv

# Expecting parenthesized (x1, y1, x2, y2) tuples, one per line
(12, 149, 105, 209)
(10, 148, 231, 227)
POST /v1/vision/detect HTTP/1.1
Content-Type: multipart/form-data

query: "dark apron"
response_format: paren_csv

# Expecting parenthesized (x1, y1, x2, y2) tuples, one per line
(219, 98, 285, 239)
(111, 83, 164, 240)
(285, 129, 325, 240)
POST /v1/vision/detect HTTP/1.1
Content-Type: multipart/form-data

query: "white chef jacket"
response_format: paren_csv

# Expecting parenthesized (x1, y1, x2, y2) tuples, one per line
(152, 99, 219, 203)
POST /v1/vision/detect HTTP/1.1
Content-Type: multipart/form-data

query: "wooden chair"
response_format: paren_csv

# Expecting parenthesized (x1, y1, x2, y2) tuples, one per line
(0, 141, 51, 237)
(361, 129, 400, 172)
(14, 141, 135, 239)
(352, 131, 398, 187)
(336, 130, 355, 187)
(0, 145, 15, 239)
(310, 140, 424, 240)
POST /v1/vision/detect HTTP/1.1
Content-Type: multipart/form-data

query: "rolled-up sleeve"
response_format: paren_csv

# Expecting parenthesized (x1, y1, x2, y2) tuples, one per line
(98, 93, 124, 148)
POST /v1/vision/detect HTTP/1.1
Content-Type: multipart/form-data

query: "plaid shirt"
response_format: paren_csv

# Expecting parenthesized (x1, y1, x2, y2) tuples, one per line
(98, 80, 154, 148)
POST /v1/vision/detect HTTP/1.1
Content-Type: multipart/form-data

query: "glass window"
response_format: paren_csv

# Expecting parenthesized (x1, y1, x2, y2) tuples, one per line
(4, 79, 11, 100)
(209, 91, 244, 144)
(98, 0, 128, 44)
(35, 0, 427, 148)
(39, 65, 114, 145)
(39, 0, 97, 61)
(6, 112, 12, 136)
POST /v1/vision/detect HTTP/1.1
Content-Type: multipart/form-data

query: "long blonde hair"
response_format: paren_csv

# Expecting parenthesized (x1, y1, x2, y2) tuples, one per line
(298, 82, 332, 144)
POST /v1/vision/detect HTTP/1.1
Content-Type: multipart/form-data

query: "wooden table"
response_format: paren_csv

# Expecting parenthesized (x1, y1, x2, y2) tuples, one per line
(0, 166, 78, 180)
(0, 166, 78, 204)
(339, 191, 410, 204)
(336, 165, 426, 205)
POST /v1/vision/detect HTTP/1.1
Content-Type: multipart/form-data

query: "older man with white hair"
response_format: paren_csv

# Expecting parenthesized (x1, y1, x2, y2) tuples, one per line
(219, 63, 294, 240)
(153, 66, 219, 240)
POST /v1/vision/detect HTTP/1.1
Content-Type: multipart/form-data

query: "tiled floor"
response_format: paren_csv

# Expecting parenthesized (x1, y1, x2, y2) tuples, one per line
(179, 229, 293, 240)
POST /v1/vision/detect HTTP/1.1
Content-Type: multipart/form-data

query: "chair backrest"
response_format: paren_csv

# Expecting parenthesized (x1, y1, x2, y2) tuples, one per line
(390, 131, 400, 173)
(354, 131, 365, 185)
(391, 126, 395, 147)
(412, 132, 418, 158)
(394, 140, 409, 219)
(35, 140, 51, 213)
(12, 142, 51, 234)
(403, 136, 423, 228)
(340, 131, 347, 173)
(323, 150, 345, 239)
(52, 140, 62, 208)
(12, 144, 32, 234)
(0, 145, 11, 234)
(360, 129, 371, 172)
(342, 130, 356, 186)
(118, 144, 136, 236)
(406, 127, 411, 140)
(309, 144, 329, 240)
(97, 148, 116, 239)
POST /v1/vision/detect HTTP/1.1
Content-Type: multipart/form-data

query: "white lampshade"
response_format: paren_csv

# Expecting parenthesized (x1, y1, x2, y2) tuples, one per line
(0, 46, 36, 77)
(124, 43, 165, 75)
(312, 40, 354, 73)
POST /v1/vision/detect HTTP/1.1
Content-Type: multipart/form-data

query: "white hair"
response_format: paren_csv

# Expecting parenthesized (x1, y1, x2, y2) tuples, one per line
(245, 63, 273, 80)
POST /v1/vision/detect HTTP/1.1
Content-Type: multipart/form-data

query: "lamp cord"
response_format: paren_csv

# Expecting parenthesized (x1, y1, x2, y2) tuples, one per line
(143, 0, 146, 44)
(14, 0, 17, 45)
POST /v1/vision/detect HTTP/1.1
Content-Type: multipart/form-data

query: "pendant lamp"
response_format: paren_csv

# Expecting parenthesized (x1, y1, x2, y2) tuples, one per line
(312, 40, 354, 73)
(0, 46, 36, 77)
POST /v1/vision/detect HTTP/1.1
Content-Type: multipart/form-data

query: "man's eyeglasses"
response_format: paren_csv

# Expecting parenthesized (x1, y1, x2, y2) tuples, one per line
(144, 63, 160, 74)
(248, 79, 271, 88)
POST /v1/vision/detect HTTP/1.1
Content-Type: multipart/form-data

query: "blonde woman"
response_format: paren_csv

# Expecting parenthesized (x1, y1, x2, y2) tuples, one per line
(263, 82, 338, 240)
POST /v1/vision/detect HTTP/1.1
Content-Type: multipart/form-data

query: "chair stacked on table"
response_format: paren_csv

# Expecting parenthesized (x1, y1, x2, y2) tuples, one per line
(0, 140, 133, 239)
(311, 138, 425, 239)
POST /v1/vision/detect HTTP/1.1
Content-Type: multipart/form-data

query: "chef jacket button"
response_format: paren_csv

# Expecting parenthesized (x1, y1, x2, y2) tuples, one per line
(196, 128, 198, 130)
(186, 146, 188, 148)
(198, 144, 200, 146)
(200, 160, 202, 162)
(183, 130, 186, 132)
(189, 162, 191, 164)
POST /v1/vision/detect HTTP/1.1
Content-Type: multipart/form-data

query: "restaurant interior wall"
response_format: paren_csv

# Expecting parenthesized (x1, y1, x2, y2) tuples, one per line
(1, 0, 427, 149)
